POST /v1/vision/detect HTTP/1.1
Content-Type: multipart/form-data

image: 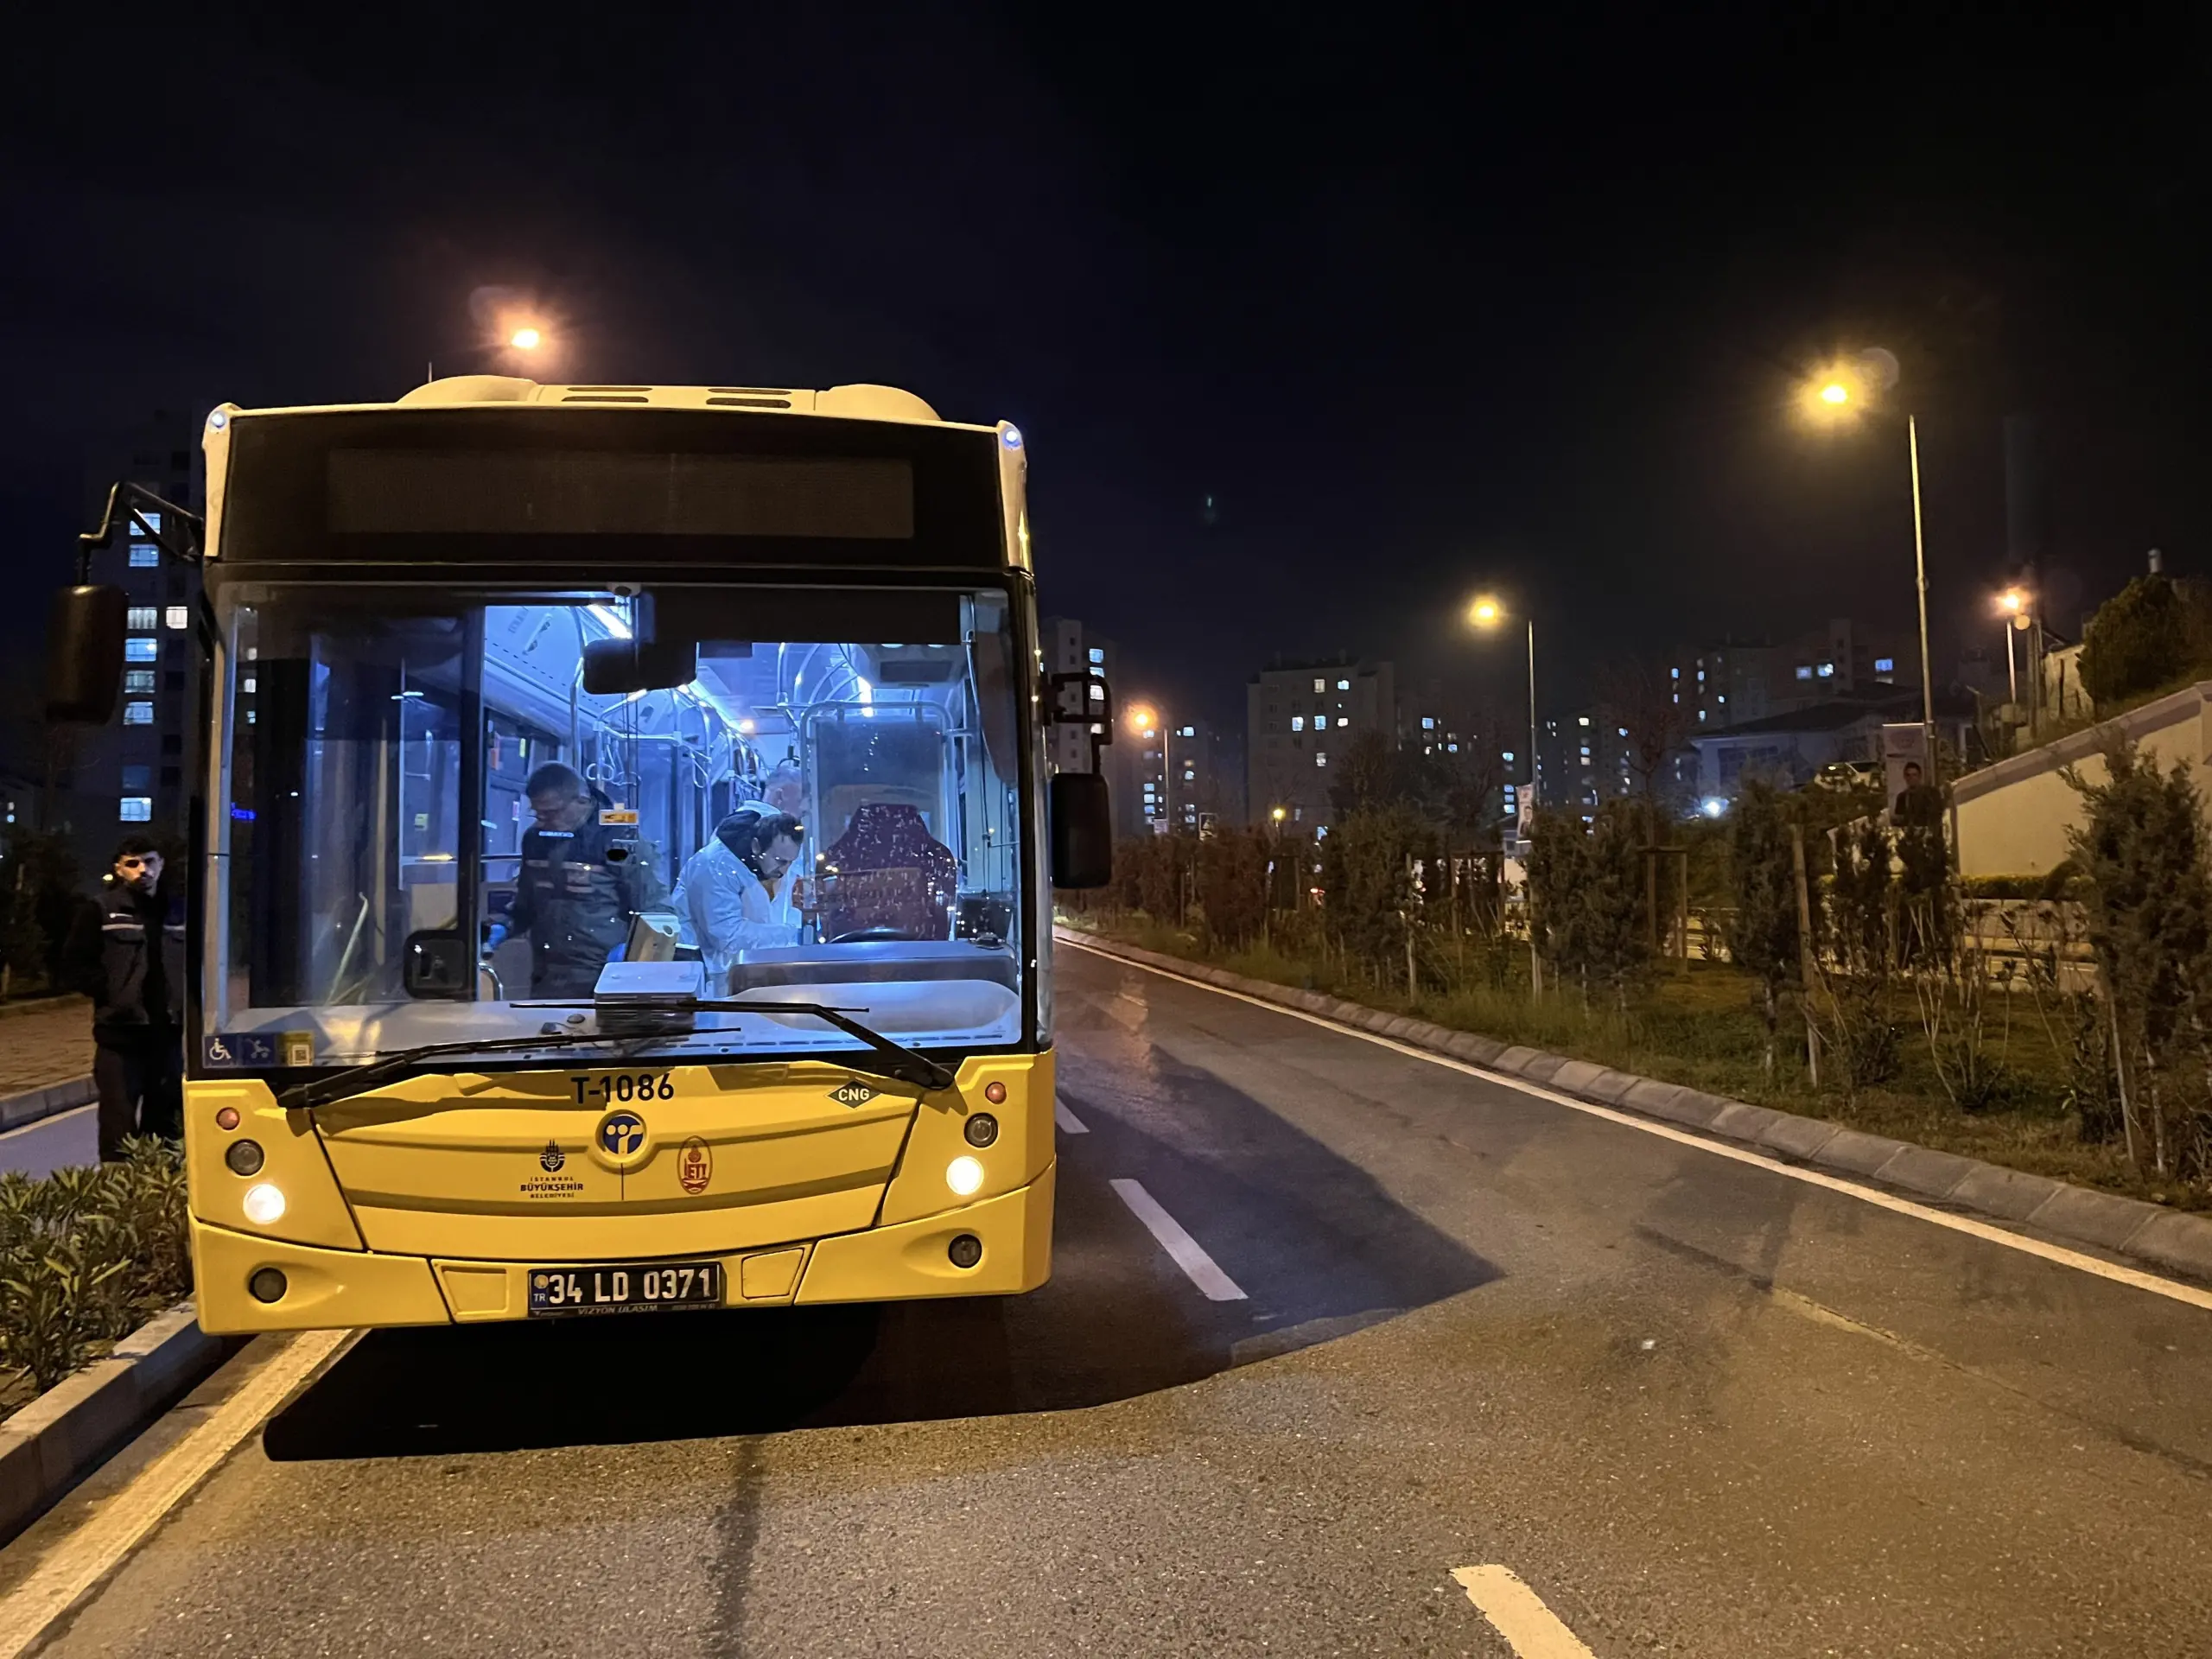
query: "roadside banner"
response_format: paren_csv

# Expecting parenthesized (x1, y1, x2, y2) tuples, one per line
(1881, 722, 1937, 828)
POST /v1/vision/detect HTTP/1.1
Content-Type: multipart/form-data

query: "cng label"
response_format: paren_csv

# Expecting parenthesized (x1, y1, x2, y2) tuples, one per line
(677, 1136, 712, 1195)
(829, 1080, 879, 1108)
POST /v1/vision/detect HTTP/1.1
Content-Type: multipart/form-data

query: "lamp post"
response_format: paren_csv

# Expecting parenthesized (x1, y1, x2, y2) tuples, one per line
(1470, 595, 1541, 993)
(1807, 363, 1936, 767)
(1468, 596, 1537, 812)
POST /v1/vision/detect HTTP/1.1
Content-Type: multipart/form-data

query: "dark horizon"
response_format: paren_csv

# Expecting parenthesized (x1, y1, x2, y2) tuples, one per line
(3, 8, 2204, 737)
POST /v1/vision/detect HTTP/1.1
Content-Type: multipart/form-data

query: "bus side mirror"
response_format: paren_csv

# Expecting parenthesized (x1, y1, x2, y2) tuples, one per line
(46, 586, 127, 723)
(1050, 772, 1113, 889)
(582, 637, 697, 696)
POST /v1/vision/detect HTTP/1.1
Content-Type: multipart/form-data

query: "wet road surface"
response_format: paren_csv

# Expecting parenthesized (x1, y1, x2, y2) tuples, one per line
(11, 938, 2212, 1656)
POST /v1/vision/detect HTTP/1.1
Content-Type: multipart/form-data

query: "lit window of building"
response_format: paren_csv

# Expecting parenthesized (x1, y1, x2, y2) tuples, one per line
(1336, 678, 1350, 691)
(1315, 752, 1327, 767)
(1577, 715, 1591, 727)
(1817, 662, 1835, 678)
(1874, 657, 1895, 673)
(129, 543, 160, 568)
(1313, 677, 1326, 693)
(1447, 743, 1459, 753)
(1795, 665, 1813, 681)
(119, 797, 154, 822)
(127, 606, 158, 630)
(125, 638, 157, 663)
(123, 700, 154, 725)
(1421, 716, 1434, 730)
(1088, 647, 1104, 665)
(1314, 715, 1328, 730)
(1291, 716, 1305, 732)
(165, 605, 189, 630)
(124, 669, 156, 692)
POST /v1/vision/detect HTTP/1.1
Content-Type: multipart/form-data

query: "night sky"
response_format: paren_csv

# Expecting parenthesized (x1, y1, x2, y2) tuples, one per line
(4, 7, 2205, 734)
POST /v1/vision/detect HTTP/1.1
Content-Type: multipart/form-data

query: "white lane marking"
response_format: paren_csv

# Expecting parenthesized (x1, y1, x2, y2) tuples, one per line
(1451, 1566, 1598, 1658)
(0, 1327, 351, 1658)
(1109, 1178, 1248, 1301)
(1057, 933, 2212, 1315)
(1055, 1098, 1089, 1135)
(0, 1103, 94, 1144)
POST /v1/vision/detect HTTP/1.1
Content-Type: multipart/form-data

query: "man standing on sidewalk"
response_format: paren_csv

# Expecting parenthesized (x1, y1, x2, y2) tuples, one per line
(64, 836, 185, 1159)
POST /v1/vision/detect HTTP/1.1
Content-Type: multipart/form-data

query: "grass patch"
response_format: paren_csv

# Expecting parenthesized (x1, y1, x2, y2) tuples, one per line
(1064, 913, 2190, 1212)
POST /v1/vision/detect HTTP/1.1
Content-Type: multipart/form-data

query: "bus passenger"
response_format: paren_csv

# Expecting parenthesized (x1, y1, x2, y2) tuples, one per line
(489, 763, 666, 998)
(671, 808, 805, 989)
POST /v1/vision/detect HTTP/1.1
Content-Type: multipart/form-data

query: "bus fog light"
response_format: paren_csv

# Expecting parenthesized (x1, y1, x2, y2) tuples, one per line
(248, 1267, 287, 1303)
(945, 1155, 984, 1197)
(948, 1234, 982, 1268)
(226, 1139, 265, 1175)
(963, 1113, 998, 1148)
(242, 1182, 287, 1225)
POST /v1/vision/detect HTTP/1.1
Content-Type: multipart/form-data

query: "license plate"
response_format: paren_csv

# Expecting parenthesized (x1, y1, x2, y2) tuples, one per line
(526, 1260, 723, 1317)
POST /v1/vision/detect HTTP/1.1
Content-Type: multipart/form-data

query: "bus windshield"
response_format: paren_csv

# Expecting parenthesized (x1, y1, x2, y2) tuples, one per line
(207, 583, 1028, 1070)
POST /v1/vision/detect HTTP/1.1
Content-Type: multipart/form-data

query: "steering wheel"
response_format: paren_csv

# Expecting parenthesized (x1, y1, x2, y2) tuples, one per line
(826, 926, 911, 944)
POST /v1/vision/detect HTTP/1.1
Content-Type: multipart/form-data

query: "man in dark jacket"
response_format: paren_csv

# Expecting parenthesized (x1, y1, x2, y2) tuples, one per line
(65, 836, 185, 1160)
(488, 763, 667, 998)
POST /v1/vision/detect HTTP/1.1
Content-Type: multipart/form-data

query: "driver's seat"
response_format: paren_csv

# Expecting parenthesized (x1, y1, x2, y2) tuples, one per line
(818, 804, 958, 941)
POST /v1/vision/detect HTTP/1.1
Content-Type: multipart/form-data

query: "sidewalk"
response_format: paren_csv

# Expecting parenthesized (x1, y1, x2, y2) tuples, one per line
(0, 998, 93, 1096)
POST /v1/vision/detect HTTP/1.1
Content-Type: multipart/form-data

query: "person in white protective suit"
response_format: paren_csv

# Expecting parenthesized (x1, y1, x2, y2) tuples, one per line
(671, 808, 807, 990)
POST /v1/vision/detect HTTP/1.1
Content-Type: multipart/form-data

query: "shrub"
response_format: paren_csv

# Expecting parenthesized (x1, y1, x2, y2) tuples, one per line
(2078, 574, 2192, 705)
(0, 1141, 191, 1399)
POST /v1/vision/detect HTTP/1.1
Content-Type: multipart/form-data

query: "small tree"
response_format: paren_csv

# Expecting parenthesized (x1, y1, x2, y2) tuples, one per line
(1198, 828, 1268, 950)
(1580, 799, 1652, 1005)
(1524, 807, 1590, 990)
(1722, 779, 1802, 1076)
(2079, 574, 2192, 705)
(2066, 738, 2212, 1177)
(1596, 658, 1694, 808)
(1328, 728, 1398, 819)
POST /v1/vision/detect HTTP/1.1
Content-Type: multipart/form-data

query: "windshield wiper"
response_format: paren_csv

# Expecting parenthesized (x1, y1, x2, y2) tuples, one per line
(512, 995, 958, 1091)
(276, 1031, 639, 1114)
(275, 998, 957, 1113)
(697, 999, 957, 1091)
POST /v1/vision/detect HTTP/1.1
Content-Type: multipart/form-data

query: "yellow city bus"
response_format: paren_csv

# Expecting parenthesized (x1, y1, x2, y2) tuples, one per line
(49, 375, 1113, 1332)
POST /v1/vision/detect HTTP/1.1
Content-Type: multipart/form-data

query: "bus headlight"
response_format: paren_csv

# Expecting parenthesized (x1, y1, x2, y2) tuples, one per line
(242, 1183, 288, 1225)
(945, 1156, 984, 1198)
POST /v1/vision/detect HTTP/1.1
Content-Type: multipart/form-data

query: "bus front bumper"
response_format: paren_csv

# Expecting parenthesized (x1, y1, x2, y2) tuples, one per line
(190, 1161, 1055, 1334)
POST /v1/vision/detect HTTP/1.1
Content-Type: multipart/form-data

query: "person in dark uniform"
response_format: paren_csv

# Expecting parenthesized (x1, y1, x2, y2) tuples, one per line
(487, 763, 666, 998)
(63, 836, 185, 1160)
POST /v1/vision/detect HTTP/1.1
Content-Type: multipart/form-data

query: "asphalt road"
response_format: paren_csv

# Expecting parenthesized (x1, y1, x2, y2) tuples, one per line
(0, 1104, 95, 1179)
(17, 939, 2212, 1656)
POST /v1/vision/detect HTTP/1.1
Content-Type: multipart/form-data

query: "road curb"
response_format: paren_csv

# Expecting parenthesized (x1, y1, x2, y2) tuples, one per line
(0, 1077, 95, 1135)
(0, 1303, 238, 1546)
(1058, 927, 2212, 1289)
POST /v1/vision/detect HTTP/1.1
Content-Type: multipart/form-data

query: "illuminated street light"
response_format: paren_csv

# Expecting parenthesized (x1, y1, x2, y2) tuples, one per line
(1800, 353, 1935, 753)
(1468, 595, 1502, 628)
(1127, 704, 1157, 735)
(1468, 592, 1542, 994)
(1997, 588, 2027, 615)
(1270, 805, 1287, 823)
(509, 326, 544, 350)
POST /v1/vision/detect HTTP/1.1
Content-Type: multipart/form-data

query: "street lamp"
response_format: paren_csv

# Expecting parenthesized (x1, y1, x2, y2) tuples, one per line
(1468, 595, 1537, 813)
(1994, 586, 2037, 728)
(509, 326, 544, 351)
(1802, 353, 1936, 760)
(1470, 594, 1542, 994)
